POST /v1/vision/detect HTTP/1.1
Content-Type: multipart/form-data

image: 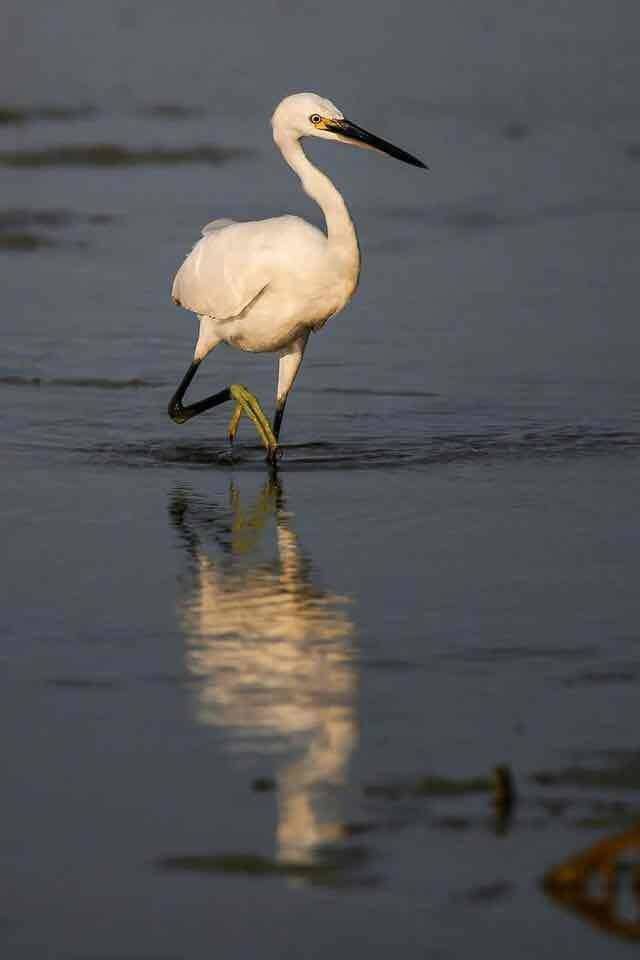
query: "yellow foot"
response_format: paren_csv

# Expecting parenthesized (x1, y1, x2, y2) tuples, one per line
(227, 402, 243, 445)
(229, 384, 278, 460)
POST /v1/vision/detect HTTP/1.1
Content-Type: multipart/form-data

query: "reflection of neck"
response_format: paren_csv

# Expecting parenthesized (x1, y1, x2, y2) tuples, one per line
(276, 132, 360, 267)
(277, 705, 356, 864)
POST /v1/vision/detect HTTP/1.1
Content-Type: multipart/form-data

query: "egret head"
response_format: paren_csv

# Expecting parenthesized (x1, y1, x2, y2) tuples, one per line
(272, 92, 427, 169)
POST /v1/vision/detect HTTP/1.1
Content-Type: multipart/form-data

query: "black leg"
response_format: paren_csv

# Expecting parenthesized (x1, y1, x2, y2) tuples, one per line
(168, 361, 231, 424)
(272, 396, 287, 442)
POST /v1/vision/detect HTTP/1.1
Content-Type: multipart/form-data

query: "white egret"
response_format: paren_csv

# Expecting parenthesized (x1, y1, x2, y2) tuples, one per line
(168, 92, 426, 462)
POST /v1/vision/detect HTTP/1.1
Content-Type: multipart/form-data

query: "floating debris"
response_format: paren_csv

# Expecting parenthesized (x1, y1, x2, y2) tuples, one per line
(543, 824, 640, 941)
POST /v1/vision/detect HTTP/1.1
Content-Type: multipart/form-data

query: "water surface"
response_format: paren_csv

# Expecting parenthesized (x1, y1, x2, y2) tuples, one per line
(2, 2, 640, 957)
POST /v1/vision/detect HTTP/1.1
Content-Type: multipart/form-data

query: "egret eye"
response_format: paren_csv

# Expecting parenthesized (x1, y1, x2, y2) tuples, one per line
(310, 114, 322, 125)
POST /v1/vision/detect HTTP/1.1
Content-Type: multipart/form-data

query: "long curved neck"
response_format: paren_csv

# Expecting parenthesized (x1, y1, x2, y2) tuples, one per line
(275, 132, 359, 266)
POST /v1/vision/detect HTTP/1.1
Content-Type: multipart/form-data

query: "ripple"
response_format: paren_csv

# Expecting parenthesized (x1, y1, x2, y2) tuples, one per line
(0, 376, 161, 389)
(84, 426, 640, 471)
(384, 199, 640, 234)
(312, 387, 439, 398)
(443, 643, 599, 665)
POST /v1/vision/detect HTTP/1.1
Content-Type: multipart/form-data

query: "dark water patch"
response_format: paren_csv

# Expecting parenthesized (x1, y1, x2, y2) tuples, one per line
(68, 955, 180, 960)
(156, 846, 375, 888)
(342, 821, 379, 837)
(537, 798, 572, 818)
(534, 798, 636, 831)
(563, 668, 638, 688)
(0, 143, 253, 168)
(308, 387, 439, 398)
(141, 671, 206, 688)
(0, 105, 96, 126)
(572, 815, 638, 830)
(443, 643, 599, 665)
(364, 657, 419, 672)
(449, 209, 505, 231)
(0, 208, 117, 252)
(48, 676, 121, 690)
(625, 142, 640, 162)
(139, 104, 207, 119)
(502, 120, 530, 141)
(0, 375, 161, 389)
(362, 772, 513, 837)
(87, 440, 228, 469)
(384, 198, 640, 234)
(251, 777, 276, 793)
(0, 209, 116, 229)
(433, 816, 473, 831)
(532, 758, 640, 792)
(84, 426, 640, 472)
(453, 881, 513, 904)
(0, 209, 114, 253)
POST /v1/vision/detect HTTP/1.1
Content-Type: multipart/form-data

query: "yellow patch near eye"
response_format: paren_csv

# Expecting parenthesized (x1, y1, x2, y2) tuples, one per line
(316, 117, 344, 133)
(315, 117, 337, 131)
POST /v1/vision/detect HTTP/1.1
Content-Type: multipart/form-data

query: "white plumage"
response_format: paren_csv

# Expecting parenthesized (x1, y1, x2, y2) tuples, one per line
(167, 92, 426, 461)
(172, 214, 344, 352)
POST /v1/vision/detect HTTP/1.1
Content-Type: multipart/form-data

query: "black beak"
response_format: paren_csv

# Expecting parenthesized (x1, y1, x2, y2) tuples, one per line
(325, 118, 428, 169)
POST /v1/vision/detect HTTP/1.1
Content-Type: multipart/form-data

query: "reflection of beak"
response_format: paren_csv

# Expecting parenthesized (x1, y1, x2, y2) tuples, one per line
(324, 118, 428, 169)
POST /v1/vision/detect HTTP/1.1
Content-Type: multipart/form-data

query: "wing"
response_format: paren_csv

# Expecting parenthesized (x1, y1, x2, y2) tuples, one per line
(171, 219, 269, 319)
(201, 218, 236, 235)
(171, 216, 326, 320)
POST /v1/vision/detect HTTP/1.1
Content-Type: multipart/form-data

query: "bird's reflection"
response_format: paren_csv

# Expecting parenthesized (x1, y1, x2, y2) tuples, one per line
(170, 476, 357, 867)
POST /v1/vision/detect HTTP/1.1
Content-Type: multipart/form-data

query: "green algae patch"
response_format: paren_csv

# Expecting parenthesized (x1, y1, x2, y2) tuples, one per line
(414, 775, 491, 796)
(156, 846, 372, 887)
(364, 774, 490, 800)
(0, 232, 52, 251)
(0, 105, 95, 126)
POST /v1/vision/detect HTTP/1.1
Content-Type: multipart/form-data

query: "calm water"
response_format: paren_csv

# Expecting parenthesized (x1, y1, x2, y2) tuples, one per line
(2, 2, 640, 957)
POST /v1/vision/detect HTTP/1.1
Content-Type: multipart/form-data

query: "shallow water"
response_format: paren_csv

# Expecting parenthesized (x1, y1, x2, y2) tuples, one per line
(2, 2, 640, 957)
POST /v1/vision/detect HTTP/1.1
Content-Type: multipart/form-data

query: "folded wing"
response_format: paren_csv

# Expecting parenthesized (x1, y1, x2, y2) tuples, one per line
(171, 219, 272, 320)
